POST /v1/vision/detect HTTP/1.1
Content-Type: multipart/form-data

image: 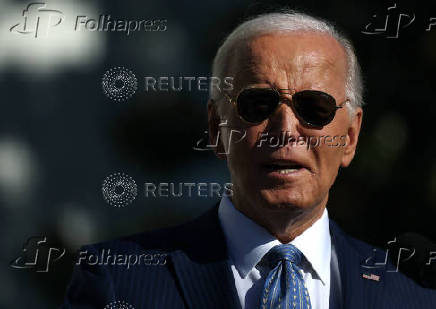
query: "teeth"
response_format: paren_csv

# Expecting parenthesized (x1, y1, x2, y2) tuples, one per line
(278, 169, 298, 174)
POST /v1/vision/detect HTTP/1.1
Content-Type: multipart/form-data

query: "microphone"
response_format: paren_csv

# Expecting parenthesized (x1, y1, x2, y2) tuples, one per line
(388, 232, 436, 289)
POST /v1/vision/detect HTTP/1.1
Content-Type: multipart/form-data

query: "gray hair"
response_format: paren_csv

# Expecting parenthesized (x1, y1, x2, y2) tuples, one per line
(210, 11, 364, 114)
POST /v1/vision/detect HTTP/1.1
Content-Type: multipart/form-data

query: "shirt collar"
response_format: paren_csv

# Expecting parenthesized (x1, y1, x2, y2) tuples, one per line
(218, 195, 331, 285)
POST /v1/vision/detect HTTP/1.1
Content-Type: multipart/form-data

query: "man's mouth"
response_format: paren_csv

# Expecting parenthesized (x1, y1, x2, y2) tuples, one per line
(262, 161, 306, 175)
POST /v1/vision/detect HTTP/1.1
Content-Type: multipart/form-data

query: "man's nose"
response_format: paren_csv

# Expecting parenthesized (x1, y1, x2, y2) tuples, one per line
(267, 103, 299, 134)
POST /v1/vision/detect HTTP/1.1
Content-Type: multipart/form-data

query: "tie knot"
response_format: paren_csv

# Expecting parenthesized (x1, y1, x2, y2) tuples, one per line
(259, 244, 312, 308)
(261, 244, 303, 269)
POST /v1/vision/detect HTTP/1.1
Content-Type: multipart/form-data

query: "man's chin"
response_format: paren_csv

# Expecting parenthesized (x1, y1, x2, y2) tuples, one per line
(257, 190, 311, 212)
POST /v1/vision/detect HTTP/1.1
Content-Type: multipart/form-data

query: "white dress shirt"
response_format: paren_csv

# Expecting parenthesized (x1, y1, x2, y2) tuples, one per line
(218, 196, 331, 309)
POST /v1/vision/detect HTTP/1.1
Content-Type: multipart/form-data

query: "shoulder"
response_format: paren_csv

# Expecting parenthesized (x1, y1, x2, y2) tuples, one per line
(330, 220, 436, 306)
(79, 204, 222, 263)
(62, 206, 221, 308)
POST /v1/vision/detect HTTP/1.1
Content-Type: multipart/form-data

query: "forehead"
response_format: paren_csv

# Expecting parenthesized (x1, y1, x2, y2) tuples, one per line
(229, 32, 348, 90)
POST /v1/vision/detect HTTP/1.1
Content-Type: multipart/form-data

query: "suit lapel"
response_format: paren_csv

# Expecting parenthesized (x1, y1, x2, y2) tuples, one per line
(330, 220, 386, 309)
(170, 205, 241, 309)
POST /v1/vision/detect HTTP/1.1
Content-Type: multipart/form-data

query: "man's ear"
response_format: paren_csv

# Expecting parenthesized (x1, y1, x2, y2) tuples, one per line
(207, 99, 226, 159)
(341, 107, 363, 167)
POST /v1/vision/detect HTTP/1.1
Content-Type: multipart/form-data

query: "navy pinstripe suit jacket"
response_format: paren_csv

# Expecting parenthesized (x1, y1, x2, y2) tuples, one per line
(61, 205, 436, 309)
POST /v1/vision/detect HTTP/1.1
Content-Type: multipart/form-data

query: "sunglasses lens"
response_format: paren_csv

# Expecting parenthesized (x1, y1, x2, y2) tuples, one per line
(237, 88, 279, 123)
(292, 90, 337, 126)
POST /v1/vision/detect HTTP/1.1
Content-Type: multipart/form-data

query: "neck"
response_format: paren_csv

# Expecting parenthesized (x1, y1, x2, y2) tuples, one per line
(232, 194, 328, 243)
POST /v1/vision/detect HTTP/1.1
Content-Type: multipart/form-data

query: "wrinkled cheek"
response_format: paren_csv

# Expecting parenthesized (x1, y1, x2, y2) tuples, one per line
(309, 146, 338, 193)
(226, 145, 253, 184)
(319, 153, 342, 190)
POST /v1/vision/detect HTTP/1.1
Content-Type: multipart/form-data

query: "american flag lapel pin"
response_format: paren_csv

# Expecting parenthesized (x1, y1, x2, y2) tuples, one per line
(362, 273, 380, 282)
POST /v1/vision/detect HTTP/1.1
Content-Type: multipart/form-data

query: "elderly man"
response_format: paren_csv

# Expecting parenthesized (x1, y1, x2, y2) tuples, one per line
(62, 11, 436, 309)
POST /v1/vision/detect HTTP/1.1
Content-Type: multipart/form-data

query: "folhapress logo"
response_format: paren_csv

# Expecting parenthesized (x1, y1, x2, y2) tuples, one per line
(10, 3, 167, 39)
(9, 2, 64, 38)
(362, 3, 436, 38)
(10, 236, 65, 272)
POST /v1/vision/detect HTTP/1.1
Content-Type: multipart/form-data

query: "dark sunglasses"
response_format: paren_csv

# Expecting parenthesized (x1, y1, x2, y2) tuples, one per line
(223, 87, 348, 127)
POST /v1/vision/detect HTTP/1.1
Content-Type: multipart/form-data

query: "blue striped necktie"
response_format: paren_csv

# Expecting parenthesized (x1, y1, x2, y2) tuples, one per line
(259, 244, 312, 309)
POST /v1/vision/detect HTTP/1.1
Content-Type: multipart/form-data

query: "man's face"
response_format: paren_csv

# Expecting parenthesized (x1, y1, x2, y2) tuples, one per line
(209, 32, 362, 218)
